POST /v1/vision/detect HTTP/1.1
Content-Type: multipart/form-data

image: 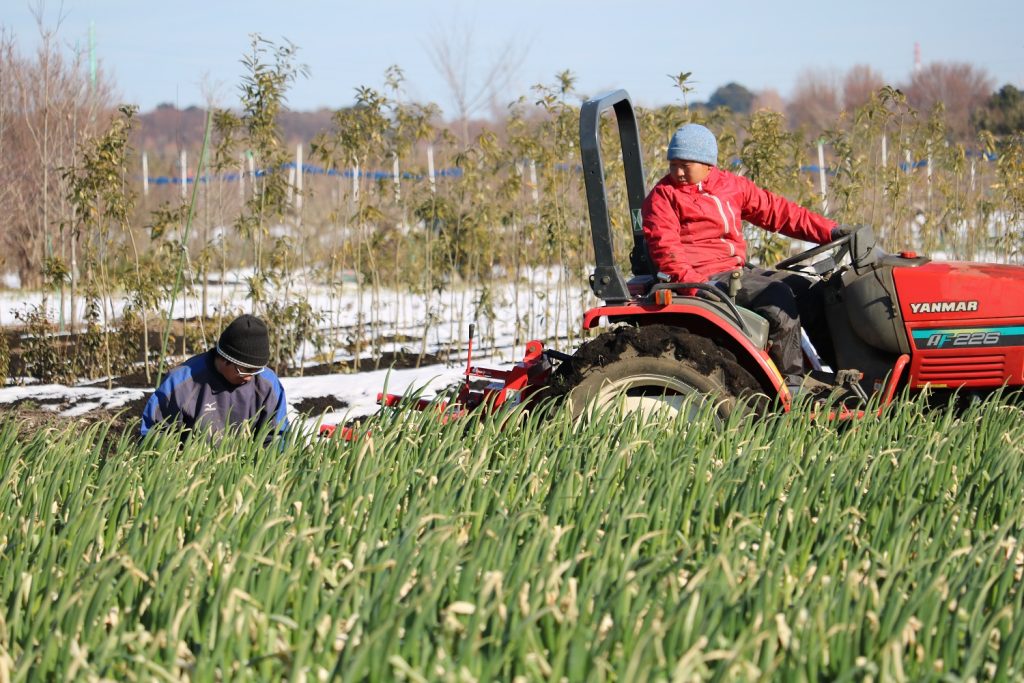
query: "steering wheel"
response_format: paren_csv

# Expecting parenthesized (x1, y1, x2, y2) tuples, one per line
(776, 230, 855, 275)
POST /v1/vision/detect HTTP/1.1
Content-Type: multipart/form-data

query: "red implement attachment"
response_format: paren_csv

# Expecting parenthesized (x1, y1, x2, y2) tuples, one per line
(318, 339, 553, 440)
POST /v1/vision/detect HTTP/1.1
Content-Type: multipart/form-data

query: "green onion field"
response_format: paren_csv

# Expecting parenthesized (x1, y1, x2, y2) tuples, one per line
(2, 394, 1023, 680)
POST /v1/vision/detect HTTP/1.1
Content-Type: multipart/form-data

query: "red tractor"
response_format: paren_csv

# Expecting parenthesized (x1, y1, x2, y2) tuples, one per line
(321, 89, 1024, 437)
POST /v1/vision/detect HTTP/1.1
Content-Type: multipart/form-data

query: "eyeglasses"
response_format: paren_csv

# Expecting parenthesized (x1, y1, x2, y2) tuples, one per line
(216, 347, 267, 377)
(231, 362, 266, 377)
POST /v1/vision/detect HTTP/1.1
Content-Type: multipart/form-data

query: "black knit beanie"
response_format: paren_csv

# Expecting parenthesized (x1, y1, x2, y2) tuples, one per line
(216, 314, 270, 368)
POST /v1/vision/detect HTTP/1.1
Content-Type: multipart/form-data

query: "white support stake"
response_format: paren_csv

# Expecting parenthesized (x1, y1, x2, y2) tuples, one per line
(352, 163, 359, 206)
(393, 153, 401, 202)
(528, 159, 539, 205)
(880, 135, 888, 197)
(817, 141, 828, 214)
(295, 144, 303, 213)
(427, 144, 436, 194)
(248, 153, 256, 194)
(142, 151, 149, 197)
(926, 152, 933, 203)
(180, 149, 187, 199)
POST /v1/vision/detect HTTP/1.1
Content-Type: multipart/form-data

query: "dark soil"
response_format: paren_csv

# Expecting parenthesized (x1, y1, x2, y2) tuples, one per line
(2, 322, 195, 379)
(1, 320, 443, 435)
(3, 314, 448, 381)
(1, 391, 347, 444)
(301, 349, 444, 375)
(0, 395, 148, 443)
(78, 369, 157, 389)
(292, 395, 349, 414)
(4, 395, 68, 409)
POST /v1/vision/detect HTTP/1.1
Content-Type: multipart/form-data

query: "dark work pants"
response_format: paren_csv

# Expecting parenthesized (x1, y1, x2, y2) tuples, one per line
(709, 265, 827, 381)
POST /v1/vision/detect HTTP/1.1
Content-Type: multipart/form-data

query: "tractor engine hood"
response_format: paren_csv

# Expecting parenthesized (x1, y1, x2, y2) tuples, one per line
(893, 261, 1024, 321)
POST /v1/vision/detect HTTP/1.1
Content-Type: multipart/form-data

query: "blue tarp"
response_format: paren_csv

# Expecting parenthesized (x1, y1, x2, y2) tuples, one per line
(147, 162, 464, 186)
(148, 151, 998, 186)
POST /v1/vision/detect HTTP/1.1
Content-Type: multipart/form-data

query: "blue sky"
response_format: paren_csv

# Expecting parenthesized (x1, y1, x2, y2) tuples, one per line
(6, 0, 1023, 115)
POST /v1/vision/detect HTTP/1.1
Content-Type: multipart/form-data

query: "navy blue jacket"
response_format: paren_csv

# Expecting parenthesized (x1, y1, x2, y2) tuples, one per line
(140, 350, 288, 441)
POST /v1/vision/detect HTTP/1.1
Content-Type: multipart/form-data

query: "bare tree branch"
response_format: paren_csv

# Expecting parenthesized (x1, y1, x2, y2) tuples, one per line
(425, 11, 527, 143)
(903, 62, 994, 141)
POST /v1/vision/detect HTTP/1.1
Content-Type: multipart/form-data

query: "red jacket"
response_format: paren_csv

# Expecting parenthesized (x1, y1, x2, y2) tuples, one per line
(641, 166, 836, 283)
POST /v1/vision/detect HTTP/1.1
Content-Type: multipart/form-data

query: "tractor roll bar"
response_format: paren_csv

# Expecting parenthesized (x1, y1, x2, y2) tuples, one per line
(579, 90, 651, 303)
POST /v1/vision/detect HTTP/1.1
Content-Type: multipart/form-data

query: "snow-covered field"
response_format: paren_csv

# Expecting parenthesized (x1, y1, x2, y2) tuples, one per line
(0, 363, 469, 430)
(0, 273, 593, 431)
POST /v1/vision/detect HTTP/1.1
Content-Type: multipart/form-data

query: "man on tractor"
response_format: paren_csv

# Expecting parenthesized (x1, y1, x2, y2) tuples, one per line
(641, 123, 849, 394)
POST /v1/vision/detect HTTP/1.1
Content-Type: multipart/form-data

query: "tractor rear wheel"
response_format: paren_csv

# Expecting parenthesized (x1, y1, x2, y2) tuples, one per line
(550, 324, 765, 423)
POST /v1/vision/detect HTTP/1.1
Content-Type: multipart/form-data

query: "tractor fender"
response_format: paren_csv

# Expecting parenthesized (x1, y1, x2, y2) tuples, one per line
(581, 302, 787, 398)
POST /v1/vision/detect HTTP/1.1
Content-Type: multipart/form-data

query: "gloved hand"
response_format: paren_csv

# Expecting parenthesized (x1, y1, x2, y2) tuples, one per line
(831, 224, 856, 241)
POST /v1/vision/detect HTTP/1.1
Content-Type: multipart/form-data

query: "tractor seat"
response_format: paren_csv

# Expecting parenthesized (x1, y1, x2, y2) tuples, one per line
(626, 274, 770, 349)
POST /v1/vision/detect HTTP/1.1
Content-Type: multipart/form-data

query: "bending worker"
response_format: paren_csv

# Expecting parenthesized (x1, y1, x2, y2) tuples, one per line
(641, 123, 847, 393)
(141, 314, 288, 442)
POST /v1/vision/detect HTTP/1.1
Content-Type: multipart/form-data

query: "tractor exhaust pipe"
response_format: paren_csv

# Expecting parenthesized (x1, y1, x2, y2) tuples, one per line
(465, 323, 475, 376)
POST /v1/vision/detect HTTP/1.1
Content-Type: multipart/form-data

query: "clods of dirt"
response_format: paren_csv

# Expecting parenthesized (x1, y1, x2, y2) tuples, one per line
(301, 349, 444, 375)
(292, 396, 349, 414)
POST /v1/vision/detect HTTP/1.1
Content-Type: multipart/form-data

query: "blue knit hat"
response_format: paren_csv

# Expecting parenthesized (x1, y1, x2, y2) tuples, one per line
(666, 124, 718, 165)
